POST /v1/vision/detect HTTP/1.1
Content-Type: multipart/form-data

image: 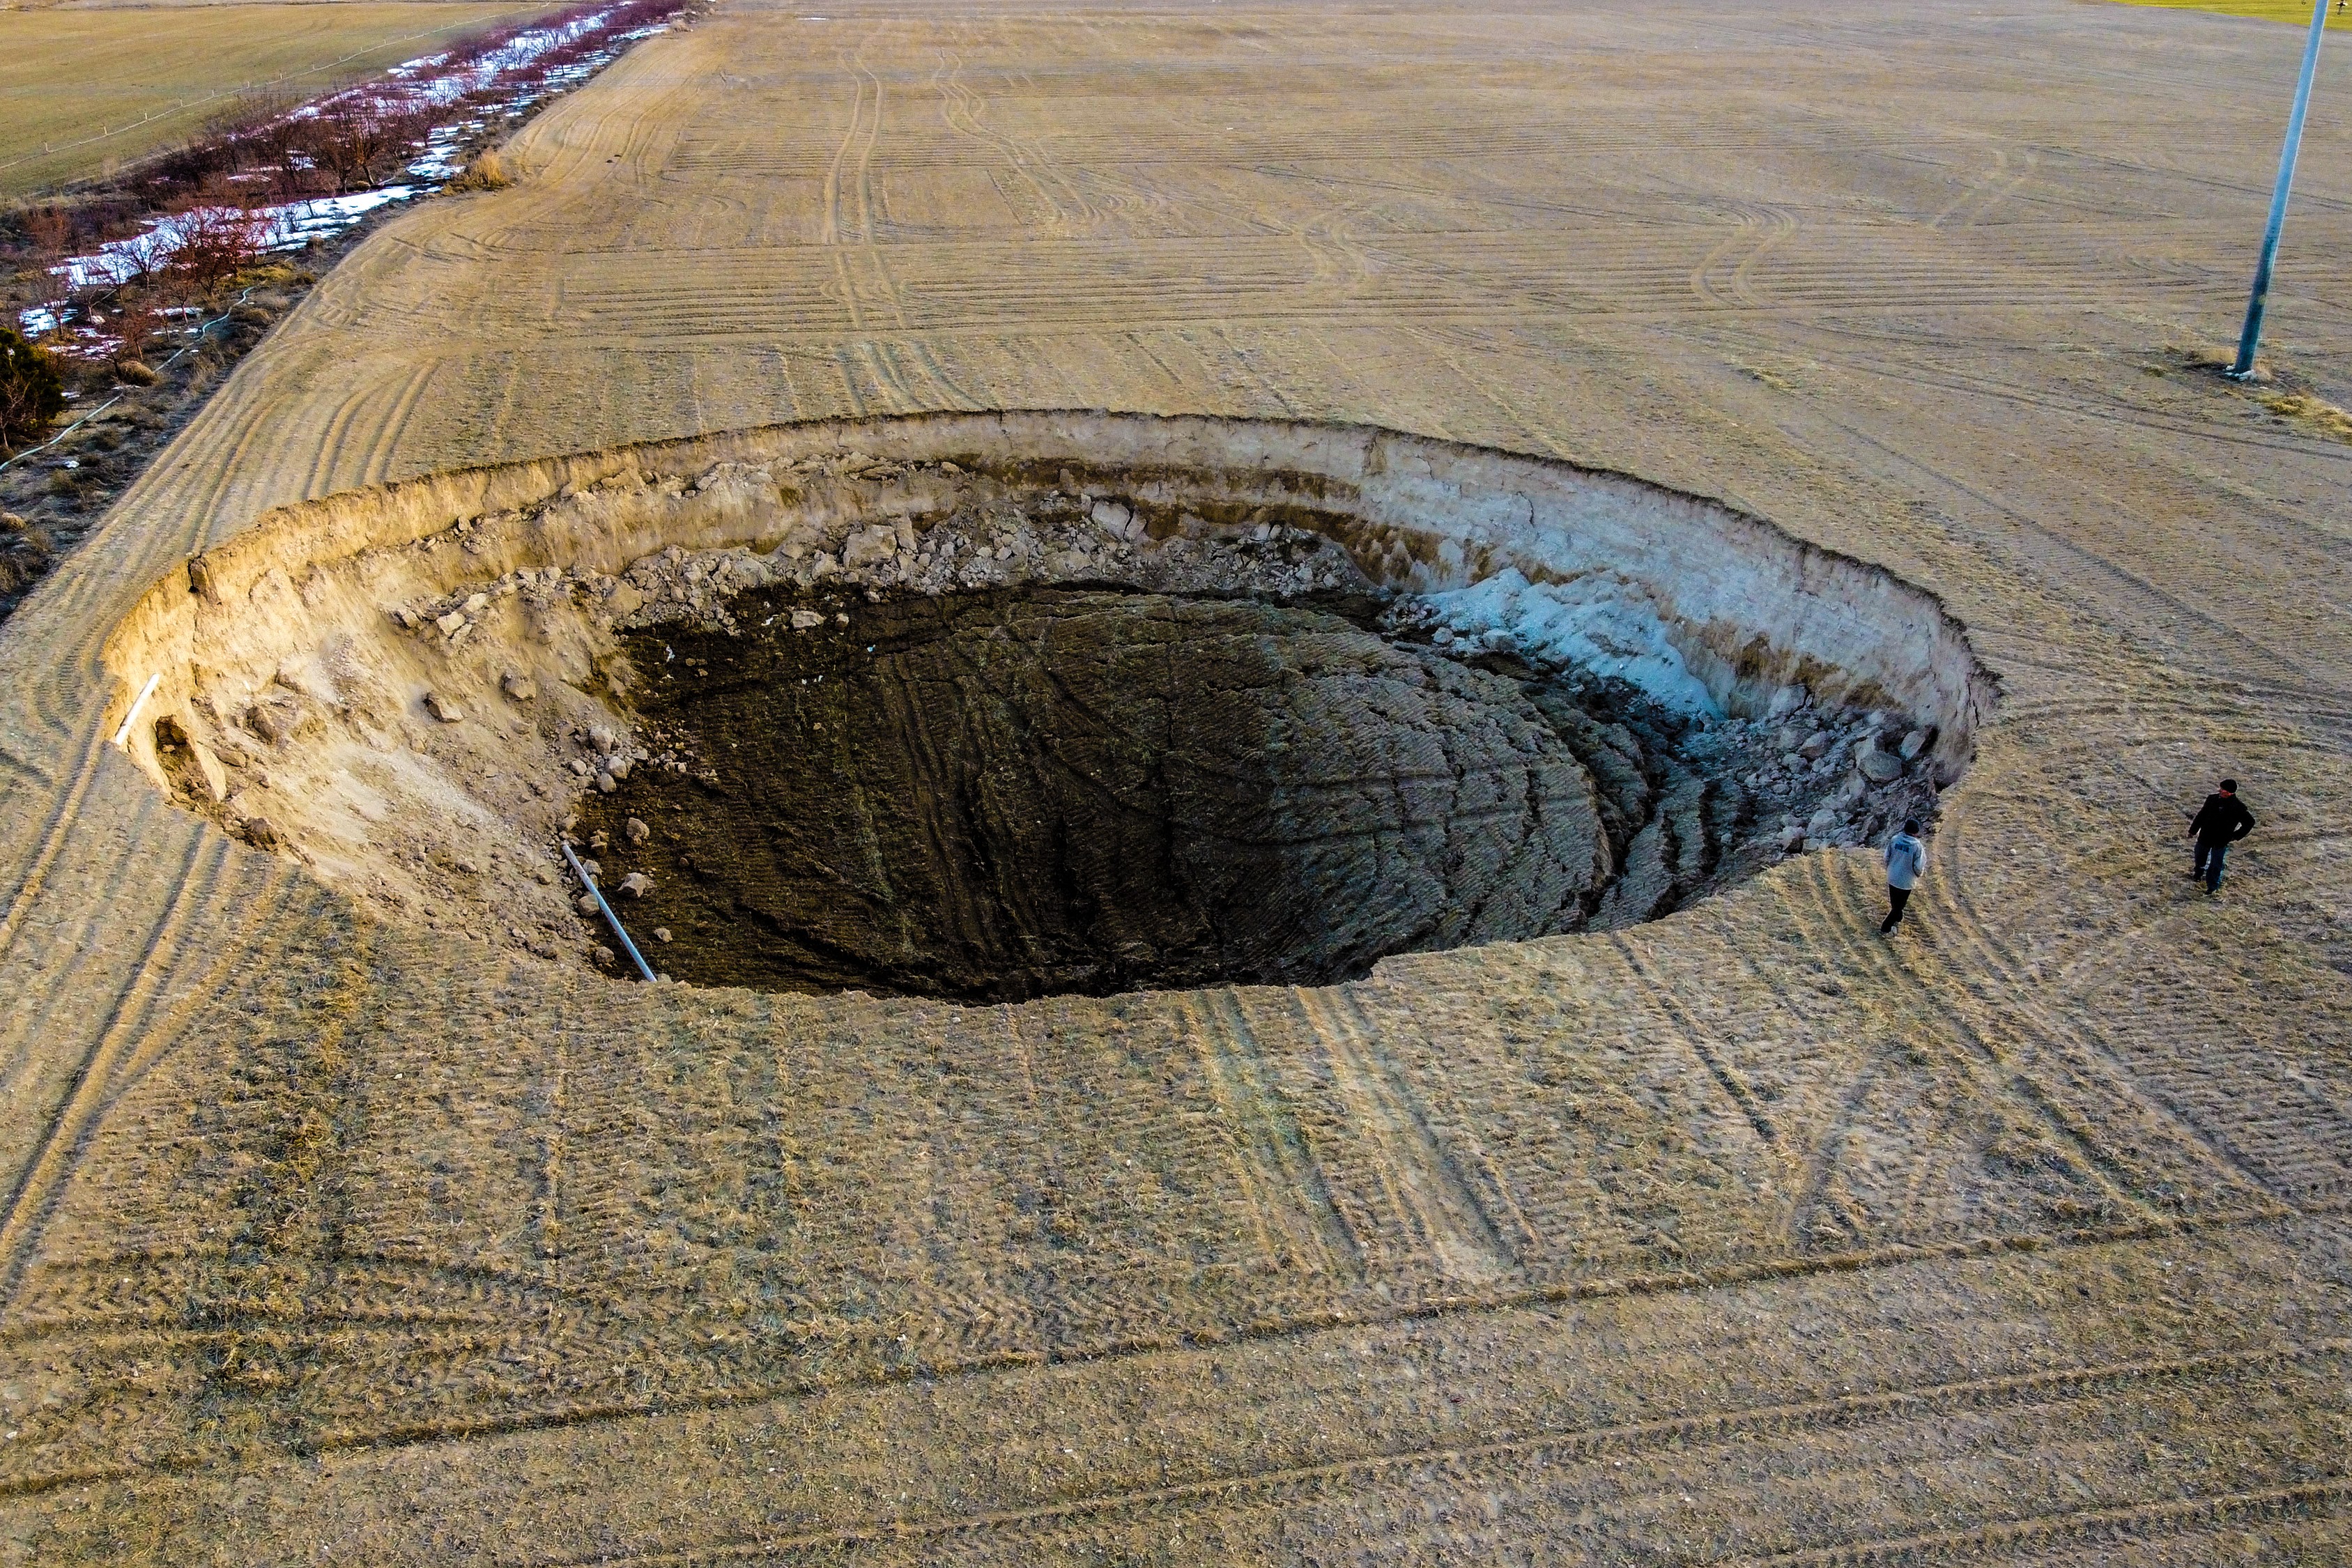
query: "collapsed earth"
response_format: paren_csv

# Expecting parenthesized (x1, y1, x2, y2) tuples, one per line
(0, 1, 2347, 1563)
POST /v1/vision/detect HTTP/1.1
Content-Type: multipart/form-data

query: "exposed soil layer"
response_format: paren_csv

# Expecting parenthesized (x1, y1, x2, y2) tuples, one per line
(105, 417, 1974, 986)
(578, 587, 1615, 999)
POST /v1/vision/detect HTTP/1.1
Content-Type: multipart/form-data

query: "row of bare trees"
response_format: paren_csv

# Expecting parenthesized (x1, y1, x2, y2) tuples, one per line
(13, 190, 267, 360)
(5, 0, 695, 362)
(148, 91, 439, 205)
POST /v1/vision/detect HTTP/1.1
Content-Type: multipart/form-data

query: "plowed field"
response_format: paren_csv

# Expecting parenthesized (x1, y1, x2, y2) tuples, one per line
(1, 0, 2349, 1562)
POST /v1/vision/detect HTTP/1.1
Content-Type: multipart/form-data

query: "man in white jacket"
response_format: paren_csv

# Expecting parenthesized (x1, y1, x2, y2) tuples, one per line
(1880, 818, 1926, 935)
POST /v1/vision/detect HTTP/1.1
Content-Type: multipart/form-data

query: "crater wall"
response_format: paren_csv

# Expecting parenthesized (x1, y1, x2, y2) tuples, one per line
(109, 412, 1990, 765)
(98, 413, 1992, 983)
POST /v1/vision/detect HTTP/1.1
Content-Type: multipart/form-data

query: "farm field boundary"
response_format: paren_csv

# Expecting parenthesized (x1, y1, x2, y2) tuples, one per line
(0, 2, 546, 197)
(2101, 0, 2352, 27)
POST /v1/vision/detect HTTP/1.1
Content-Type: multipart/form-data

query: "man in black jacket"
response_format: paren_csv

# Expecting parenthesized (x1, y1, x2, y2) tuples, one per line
(2188, 779, 2255, 894)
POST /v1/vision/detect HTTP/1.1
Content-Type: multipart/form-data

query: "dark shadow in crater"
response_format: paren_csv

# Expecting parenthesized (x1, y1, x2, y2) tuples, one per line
(574, 585, 1681, 1001)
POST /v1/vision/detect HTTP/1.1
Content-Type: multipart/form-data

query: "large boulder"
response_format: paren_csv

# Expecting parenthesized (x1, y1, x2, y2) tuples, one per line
(842, 524, 900, 569)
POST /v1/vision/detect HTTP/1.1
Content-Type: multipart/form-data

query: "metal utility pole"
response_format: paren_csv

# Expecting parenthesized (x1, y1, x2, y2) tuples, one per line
(2228, 0, 2331, 380)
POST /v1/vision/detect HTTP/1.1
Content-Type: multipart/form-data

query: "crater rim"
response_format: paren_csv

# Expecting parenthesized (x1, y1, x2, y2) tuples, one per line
(102, 410, 1993, 994)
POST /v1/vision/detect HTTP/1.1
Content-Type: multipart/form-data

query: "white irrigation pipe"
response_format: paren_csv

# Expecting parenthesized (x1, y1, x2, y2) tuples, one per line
(562, 841, 658, 983)
(0, 284, 257, 475)
(6, 5, 685, 476)
(112, 672, 159, 748)
(0, 378, 127, 474)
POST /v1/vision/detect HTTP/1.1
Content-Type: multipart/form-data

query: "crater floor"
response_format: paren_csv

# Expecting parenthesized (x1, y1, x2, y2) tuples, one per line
(587, 587, 1614, 999)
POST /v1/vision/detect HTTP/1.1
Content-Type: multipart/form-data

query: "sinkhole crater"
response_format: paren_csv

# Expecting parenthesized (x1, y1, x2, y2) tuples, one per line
(107, 413, 1990, 1000)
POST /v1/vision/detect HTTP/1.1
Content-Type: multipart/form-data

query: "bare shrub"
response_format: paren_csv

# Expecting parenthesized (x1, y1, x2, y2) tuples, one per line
(166, 201, 268, 300)
(0, 519, 56, 597)
(300, 95, 430, 192)
(0, 329, 67, 452)
(23, 205, 69, 259)
(105, 291, 162, 369)
(447, 149, 513, 192)
(296, 98, 372, 192)
(22, 208, 74, 335)
(242, 92, 321, 200)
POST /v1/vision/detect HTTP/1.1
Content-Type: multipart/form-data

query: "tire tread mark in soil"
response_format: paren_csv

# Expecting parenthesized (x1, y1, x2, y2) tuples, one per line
(526, 1340, 2352, 1568)
(1172, 989, 1358, 1279)
(0, 1206, 2296, 1497)
(1790, 853, 2152, 1225)
(1218, 986, 1413, 1277)
(1822, 344, 2352, 470)
(1786, 1045, 1886, 1251)
(1251, 987, 1505, 1279)
(932, 46, 1068, 229)
(0, 829, 222, 1310)
(1705, 919, 1882, 1246)
(0, 714, 114, 963)
(1307, 987, 1524, 1279)
(82, 853, 294, 1135)
(1691, 200, 1797, 309)
(1914, 778, 2313, 1208)
(355, 357, 445, 488)
(1351, 971, 1554, 1263)
(1611, 932, 1779, 1147)
(1739, 1477, 2352, 1567)
(1811, 406, 2332, 693)
(1776, 855, 2040, 1233)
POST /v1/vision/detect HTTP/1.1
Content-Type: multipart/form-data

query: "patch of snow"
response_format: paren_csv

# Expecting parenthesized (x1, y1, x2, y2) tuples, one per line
(31, 190, 415, 302)
(263, 190, 417, 245)
(399, 7, 622, 108)
(1422, 568, 1723, 717)
(14, 6, 679, 342)
(49, 223, 177, 291)
(406, 118, 487, 180)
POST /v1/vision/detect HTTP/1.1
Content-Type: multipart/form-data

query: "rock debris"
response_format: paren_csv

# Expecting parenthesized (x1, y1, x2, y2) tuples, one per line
(160, 446, 1950, 982)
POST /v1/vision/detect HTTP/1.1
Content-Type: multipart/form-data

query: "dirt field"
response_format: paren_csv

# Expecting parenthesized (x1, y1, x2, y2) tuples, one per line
(1, 0, 2349, 1562)
(0, 1, 539, 197)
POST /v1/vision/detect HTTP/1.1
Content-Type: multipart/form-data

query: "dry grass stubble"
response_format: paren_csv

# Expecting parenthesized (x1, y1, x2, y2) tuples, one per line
(0, 0, 2349, 1561)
